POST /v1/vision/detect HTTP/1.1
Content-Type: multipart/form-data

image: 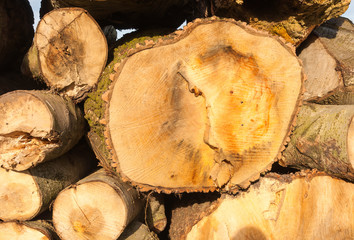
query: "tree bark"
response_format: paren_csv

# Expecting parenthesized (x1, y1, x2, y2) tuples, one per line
(85, 18, 304, 193)
(145, 193, 167, 233)
(280, 103, 354, 182)
(40, 0, 189, 30)
(0, 90, 85, 171)
(0, 0, 34, 71)
(0, 140, 97, 221)
(170, 172, 354, 240)
(203, 0, 350, 46)
(118, 221, 159, 240)
(22, 8, 108, 102)
(298, 17, 354, 104)
(0, 220, 59, 240)
(53, 168, 144, 240)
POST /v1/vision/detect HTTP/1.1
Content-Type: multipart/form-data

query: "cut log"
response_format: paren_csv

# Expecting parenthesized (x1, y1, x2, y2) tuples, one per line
(118, 221, 159, 240)
(298, 17, 354, 104)
(0, 90, 85, 171)
(0, 0, 34, 70)
(170, 172, 354, 240)
(22, 8, 108, 102)
(53, 168, 144, 240)
(0, 220, 59, 240)
(0, 141, 97, 221)
(145, 193, 167, 233)
(85, 18, 304, 192)
(198, 0, 351, 45)
(280, 103, 354, 182)
(40, 0, 189, 30)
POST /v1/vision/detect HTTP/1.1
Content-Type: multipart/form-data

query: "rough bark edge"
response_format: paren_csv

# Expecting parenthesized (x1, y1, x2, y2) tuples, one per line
(85, 29, 174, 172)
(87, 17, 305, 193)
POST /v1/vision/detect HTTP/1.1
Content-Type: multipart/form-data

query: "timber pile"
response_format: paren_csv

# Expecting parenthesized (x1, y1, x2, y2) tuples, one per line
(0, 0, 353, 239)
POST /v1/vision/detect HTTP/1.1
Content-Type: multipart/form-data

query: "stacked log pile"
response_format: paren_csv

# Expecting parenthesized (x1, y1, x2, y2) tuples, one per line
(0, 0, 353, 239)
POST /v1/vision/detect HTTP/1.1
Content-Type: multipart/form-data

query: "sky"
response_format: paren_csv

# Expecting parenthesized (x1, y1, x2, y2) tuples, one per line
(29, 0, 354, 39)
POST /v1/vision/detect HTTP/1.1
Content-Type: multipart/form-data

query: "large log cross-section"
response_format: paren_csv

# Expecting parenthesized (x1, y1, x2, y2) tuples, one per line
(85, 18, 304, 193)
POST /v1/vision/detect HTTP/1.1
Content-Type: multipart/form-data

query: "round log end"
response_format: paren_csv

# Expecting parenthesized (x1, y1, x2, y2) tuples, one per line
(0, 91, 57, 170)
(35, 8, 108, 101)
(0, 222, 49, 240)
(104, 19, 303, 192)
(53, 182, 129, 240)
(0, 168, 40, 221)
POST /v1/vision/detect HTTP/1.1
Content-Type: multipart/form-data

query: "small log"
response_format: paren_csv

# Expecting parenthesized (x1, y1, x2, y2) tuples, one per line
(0, 90, 85, 171)
(0, 220, 59, 240)
(203, 0, 350, 46)
(85, 18, 304, 192)
(0, 0, 34, 70)
(298, 17, 354, 104)
(118, 221, 159, 240)
(170, 172, 354, 240)
(145, 193, 167, 233)
(22, 8, 108, 102)
(53, 168, 144, 240)
(40, 0, 189, 30)
(280, 103, 354, 182)
(0, 141, 97, 221)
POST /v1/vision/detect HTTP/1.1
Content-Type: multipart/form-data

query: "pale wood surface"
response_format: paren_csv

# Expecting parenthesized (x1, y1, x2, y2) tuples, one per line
(299, 17, 354, 104)
(181, 174, 354, 240)
(23, 8, 107, 102)
(0, 141, 96, 221)
(314, 17, 354, 88)
(96, 19, 303, 192)
(0, 90, 85, 170)
(0, 221, 59, 240)
(53, 168, 143, 240)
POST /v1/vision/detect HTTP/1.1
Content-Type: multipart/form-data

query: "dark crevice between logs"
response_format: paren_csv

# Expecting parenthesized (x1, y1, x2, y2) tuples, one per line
(161, 192, 221, 240)
(269, 162, 299, 175)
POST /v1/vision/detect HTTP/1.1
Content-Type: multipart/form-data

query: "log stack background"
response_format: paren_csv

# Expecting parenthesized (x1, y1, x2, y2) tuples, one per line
(0, 0, 353, 239)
